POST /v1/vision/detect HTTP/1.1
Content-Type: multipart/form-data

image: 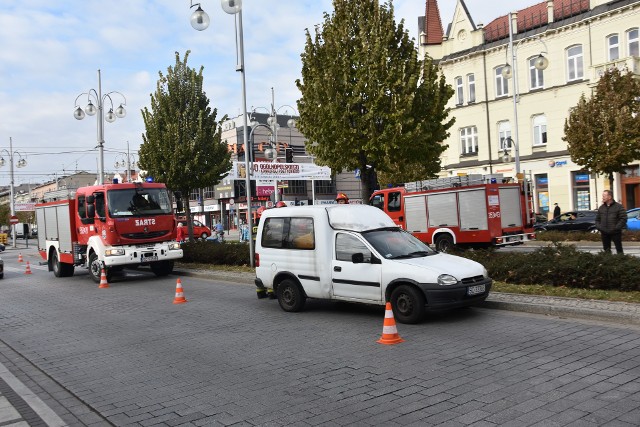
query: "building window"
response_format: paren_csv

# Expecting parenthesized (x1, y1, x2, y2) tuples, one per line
(572, 171, 591, 211)
(607, 34, 620, 61)
(467, 74, 476, 103)
(284, 180, 307, 195)
(460, 126, 478, 155)
(314, 179, 335, 195)
(529, 57, 544, 89)
(566, 45, 584, 81)
(628, 28, 639, 57)
(498, 121, 512, 150)
(455, 76, 464, 105)
(203, 187, 215, 199)
(532, 115, 547, 146)
(535, 174, 549, 215)
(189, 189, 199, 201)
(495, 67, 509, 97)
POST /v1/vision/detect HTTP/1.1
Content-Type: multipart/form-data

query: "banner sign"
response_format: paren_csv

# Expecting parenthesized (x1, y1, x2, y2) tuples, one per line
(14, 203, 36, 211)
(232, 162, 331, 181)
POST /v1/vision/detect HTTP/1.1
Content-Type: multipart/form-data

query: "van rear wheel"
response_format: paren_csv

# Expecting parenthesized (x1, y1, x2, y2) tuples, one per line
(277, 279, 306, 312)
(390, 285, 425, 324)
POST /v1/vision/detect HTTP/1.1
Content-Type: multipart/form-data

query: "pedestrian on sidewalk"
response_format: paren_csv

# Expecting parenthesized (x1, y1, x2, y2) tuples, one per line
(595, 190, 627, 254)
(553, 203, 561, 218)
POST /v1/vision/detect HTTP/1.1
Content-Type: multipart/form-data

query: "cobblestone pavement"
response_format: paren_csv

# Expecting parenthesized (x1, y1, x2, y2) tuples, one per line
(1, 245, 640, 426)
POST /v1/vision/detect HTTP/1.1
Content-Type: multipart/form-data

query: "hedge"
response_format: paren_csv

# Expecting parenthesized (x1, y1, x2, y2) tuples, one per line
(180, 240, 250, 266)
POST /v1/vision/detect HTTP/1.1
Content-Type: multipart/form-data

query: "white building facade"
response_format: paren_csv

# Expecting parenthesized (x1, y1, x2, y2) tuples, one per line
(419, 0, 640, 216)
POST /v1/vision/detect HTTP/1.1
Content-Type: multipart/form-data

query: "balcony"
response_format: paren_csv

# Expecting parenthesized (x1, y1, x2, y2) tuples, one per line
(591, 56, 640, 83)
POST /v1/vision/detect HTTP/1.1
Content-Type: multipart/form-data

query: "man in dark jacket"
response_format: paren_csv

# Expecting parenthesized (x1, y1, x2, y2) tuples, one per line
(595, 190, 627, 254)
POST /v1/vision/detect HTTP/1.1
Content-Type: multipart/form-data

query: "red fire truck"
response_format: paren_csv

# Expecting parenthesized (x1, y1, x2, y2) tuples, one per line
(369, 175, 536, 252)
(35, 182, 183, 282)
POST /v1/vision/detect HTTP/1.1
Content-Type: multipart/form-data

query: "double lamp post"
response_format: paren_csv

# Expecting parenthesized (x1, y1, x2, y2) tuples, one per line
(0, 137, 28, 248)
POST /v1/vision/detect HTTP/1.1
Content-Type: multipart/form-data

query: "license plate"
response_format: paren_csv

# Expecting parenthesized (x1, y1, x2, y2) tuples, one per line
(506, 236, 521, 242)
(468, 284, 486, 295)
(141, 255, 158, 262)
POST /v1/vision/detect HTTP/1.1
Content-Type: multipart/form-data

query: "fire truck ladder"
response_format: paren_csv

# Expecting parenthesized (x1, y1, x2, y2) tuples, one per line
(404, 174, 505, 192)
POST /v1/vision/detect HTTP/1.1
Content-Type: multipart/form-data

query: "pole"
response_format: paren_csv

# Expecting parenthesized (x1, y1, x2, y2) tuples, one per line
(97, 69, 105, 185)
(508, 13, 521, 176)
(9, 137, 16, 248)
(238, 10, 254, 267)
(126, 141, 131, 183)
(271, 87, 280, 203)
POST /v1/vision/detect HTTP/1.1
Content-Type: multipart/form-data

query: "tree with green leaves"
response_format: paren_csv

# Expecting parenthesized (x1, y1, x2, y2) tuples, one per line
(296, 0, 454, 201)
(139, 51, 231, 240)
(564, 68, 640, 196)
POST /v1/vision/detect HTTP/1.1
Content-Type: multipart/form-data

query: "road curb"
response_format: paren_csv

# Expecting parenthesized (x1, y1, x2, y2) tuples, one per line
(481, 299, 640, 326)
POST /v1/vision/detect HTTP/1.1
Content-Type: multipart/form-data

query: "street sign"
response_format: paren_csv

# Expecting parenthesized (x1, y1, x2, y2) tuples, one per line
(9, 215, 19, 224)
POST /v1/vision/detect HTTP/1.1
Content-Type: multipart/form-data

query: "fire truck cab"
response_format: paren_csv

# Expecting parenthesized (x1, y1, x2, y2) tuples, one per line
(370, 175, 536, 252)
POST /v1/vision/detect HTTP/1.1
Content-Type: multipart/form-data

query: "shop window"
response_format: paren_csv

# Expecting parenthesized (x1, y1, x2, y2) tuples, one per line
(572, 171, 591, 211)
(535, 174, 549, 215)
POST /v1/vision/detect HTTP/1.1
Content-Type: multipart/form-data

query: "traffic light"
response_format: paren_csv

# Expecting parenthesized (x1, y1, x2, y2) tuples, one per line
(285, 147, 293, 163)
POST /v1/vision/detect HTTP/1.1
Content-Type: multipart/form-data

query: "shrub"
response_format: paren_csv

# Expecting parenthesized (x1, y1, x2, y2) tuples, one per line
(181, 240, 250, 266)
(456, 243, 640, 291)
(535, 230, 640, 242)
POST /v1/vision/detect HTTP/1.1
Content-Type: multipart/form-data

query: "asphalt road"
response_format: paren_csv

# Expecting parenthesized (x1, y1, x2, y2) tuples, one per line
(1, 248, 640, 426)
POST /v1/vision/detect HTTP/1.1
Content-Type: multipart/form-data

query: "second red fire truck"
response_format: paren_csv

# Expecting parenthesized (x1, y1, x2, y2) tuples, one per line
(370, 175, 536, 252)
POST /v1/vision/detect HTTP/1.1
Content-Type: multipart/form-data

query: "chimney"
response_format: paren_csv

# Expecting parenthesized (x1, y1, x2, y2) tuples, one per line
(547, 0, 554, 23)
(511, 12, 519, 35)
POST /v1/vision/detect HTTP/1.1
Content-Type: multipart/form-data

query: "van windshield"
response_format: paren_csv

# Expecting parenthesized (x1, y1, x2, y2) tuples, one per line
(108, 188, 172, 217)
(362, 228, 435, 259)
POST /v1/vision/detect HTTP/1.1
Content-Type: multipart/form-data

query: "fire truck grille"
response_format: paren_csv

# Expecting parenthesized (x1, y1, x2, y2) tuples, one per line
(122, 231, 169, 239)
(461, 275, 485, 285)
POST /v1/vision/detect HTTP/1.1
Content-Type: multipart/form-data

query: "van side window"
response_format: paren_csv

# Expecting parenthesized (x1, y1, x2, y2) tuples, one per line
(335, 233, 372, 262)
(286, 218, 314, 250)
(370, 194, 384, 210)
(262, 218, 287, 248)
(77, 196, 86, 218)
(387, 192, 401, 212)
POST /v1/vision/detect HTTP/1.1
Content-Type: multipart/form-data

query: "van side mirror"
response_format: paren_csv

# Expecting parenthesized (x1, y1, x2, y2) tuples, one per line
(87, 195, 95, 204)
(351, 253, 364, 264)
(87, 204, 95, 218)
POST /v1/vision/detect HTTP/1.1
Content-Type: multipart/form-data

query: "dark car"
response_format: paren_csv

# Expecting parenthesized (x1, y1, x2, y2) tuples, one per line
(534, 210, 598, 233)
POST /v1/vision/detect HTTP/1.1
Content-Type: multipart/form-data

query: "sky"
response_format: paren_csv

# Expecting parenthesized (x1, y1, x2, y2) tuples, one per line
(0, 0, 535, 189)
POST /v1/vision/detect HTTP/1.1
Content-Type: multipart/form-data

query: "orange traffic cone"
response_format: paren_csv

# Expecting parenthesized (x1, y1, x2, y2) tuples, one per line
(377, 302, 404, 345)
(98, 268, 110, 288)
(173, 279, 187, 304)
(18, 253, 23, 262)
(24, 261, 32, 275)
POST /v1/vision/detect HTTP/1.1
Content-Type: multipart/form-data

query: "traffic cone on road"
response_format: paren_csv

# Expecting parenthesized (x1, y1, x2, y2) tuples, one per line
(18, 253, 23, 262)
(24, 261, 32, 275)
(173, 279, 187, 304)
(98, 268, 110, 288)
(377, 302, 404, 345)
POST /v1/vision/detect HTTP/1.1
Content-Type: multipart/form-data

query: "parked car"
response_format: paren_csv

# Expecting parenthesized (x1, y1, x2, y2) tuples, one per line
(534, 210, 598, 233)
(178, 219, 212, 239)
(627, 208, 640, 231)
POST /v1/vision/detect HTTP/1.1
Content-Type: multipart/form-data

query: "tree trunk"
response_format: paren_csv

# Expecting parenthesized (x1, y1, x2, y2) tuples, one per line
(184, 196, 194, 242)
(608, 173, 615, 199)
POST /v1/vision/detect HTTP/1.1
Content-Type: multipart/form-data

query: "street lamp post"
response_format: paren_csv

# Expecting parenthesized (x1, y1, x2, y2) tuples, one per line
(501, 12, 549, 178)
(190, 0, 254, 267)
(114, 142, 137, 183)
(0, 137, 28, 248)
(74, 69, 127, 185)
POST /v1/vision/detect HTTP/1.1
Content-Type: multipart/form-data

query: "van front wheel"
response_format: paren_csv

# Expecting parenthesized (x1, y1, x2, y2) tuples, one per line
(390, 285, 425, 324)
(277, 279, 306, 312)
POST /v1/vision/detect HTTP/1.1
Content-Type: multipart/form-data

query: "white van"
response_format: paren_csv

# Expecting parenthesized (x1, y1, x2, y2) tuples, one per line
(254, 204, 492, 323)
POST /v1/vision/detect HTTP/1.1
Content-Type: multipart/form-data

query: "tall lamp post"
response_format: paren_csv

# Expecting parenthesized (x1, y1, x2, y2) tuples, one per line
(0, 137, 28, 248)
(501, 12, 549, 178)
(74, 69, 127, 185)
(190, 0, 254, 267)
(113, 142, 137, 183)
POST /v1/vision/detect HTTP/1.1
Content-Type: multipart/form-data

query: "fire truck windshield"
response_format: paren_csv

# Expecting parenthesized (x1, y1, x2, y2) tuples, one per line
(108, 188, 172, 217)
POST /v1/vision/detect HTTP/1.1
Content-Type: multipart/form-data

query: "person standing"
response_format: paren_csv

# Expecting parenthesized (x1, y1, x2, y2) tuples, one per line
(553, 203, 561, 218)
(595, 190, 627, 254)
(176, 223, 186, 243)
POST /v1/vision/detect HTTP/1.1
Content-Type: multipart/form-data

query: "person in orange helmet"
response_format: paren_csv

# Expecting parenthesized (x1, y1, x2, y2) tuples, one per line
(336, 193, 349, 204)
(275, 201, 287, 208)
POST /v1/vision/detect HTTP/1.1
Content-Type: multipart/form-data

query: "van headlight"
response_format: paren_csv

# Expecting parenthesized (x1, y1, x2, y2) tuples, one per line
(169, 242, 181, 250)
(437, 274, 458, 286)
(105, 248, 125, 256)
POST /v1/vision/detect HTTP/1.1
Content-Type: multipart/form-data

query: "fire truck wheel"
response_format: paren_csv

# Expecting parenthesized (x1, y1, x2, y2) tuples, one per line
(434, 234, 454, 253)
(390, 285, 425, 324)
(88, 252, 104, 283)
(52, 251, 74, 278)
(150, 260, 174, 277)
